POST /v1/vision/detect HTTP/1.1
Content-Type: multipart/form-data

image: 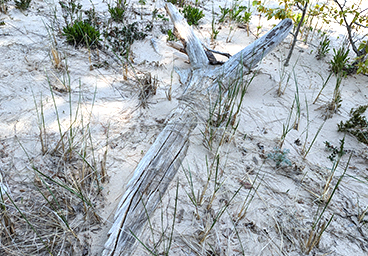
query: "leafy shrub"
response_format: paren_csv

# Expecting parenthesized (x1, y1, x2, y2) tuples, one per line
(167, 0, 185, 7)
(356, 40, 368, 74)
(108, 0, 126, 22)
(84, 8, 101, 28)
(331, 46, 350, 75)
(63, 20, 101, 47)
(103, 22, 147, 57)
(167, 29, 177, 42)
(181, 5, 205, 26)
(59, 0, 82, 26)
(219, 3, 251, 24)
(338, 105, 368, 145)
(15, 0, 31, 10)
(324, 139, 346, 162)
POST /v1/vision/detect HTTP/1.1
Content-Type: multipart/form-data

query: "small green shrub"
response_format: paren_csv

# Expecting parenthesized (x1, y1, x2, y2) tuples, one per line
(267, 147, 292, 168)
(84, 8, 101, 28)
(108, 0, 126, 22)
(59, 0, 83, 26)
(324, 139, 346, 162)
(331, 46, 350, 75)
(355, 40, 368, 74)
(167, 29, 177, 42)
(167, 0, 184, 7)
(338, 105, 368, 145)
(63, 20, 101, 47)
(219, 3, 251, 24)
(15, 0, 31, 10)
(103, 22, 147, 57)
(181, 5, 205, 26)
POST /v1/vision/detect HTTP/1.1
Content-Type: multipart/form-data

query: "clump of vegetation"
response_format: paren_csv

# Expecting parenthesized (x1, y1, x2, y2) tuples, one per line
(166, 29, 177, 42)
(356, 40, 368, 74)
(219, 2, 251, 24)
(167, 0, 184, 7)
(328, 0, 368, 74)
(59, 0, 101, 48)
(324, 139, 346, 162)
(108, 0, 126, 22)
(218, 0, 252, 40)
(180, 4, 205, 26)
(63, 20, 101, 47)
(324, 73, 343, 118)
(330, 46, 350, 75)
(211, 6, 219, 40)
(253, 0, 310, 66)
(103, 22, 147, 57)
(338, 105, 368, 145)
(316, 34, 330, 60)
(14, 0, 31, 10)
(84, 7, 101, 28)
(59, 0, 83, 26)
(267, 147, 292, 167)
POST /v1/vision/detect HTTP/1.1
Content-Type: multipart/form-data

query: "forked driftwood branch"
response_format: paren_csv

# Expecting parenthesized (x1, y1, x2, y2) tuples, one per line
(103, 4, 292, 255)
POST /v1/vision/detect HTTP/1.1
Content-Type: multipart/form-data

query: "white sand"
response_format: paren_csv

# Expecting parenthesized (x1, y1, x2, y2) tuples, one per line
(0, 0, 368, 255)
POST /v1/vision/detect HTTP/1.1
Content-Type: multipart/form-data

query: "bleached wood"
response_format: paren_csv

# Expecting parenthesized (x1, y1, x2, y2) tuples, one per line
(103, 4, 293, 255)
(165, 3, 208, 69)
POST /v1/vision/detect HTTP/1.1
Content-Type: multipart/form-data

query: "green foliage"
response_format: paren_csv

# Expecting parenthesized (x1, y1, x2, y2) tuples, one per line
(84, 8, 101, 28)
(15, 0, 31, 10)
(327, 1, 368, 74)
(267, 147, 292, 168)
(63, 20, 101, 47)
(252, 0, 301, 22)
(108, 0, 126, 22)
(356, 41, 368, 74)
(211, 7, 219, 40)
(181, 5, 205, 26)
(59, 0, 83, 26)
(167, 0, 184, 7)
(330, 47, 350, 75)
(103, 22, 147, 57)
(153, 9, 169, 22)
(316, 34, 330, 60)
(219, 1, 251, 24)
(324, 139, 346, 162)
(338, 105, 368, 145)
(166, 29, 177, 42)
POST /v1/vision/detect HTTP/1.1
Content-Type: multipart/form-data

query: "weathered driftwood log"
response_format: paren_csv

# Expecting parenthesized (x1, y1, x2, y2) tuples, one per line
(103, 3, 292, 255)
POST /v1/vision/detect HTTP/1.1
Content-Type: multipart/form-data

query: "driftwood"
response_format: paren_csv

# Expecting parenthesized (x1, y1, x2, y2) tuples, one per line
(103, 4, 293, 256)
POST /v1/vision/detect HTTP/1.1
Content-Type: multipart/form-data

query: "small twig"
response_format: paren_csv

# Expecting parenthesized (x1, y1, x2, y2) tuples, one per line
(202, 44, 232, 58)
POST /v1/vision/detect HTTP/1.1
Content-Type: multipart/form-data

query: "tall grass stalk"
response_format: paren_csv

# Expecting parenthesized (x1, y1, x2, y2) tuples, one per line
(237, 171, 261, 220)
(3, 189, 52, 255)
(132, 180, 179, 255)
(304, 153, 352, 253)
(203, 64, 254, 150)
(303, 120, 325, 159)
(32, 90, 47, 154)
(313, 72, 332, 104)
(182, 164, 200, 218)
(199, 181, 243, 244)
(280, 99, 296, 148)
(293, 69, 301, 130)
